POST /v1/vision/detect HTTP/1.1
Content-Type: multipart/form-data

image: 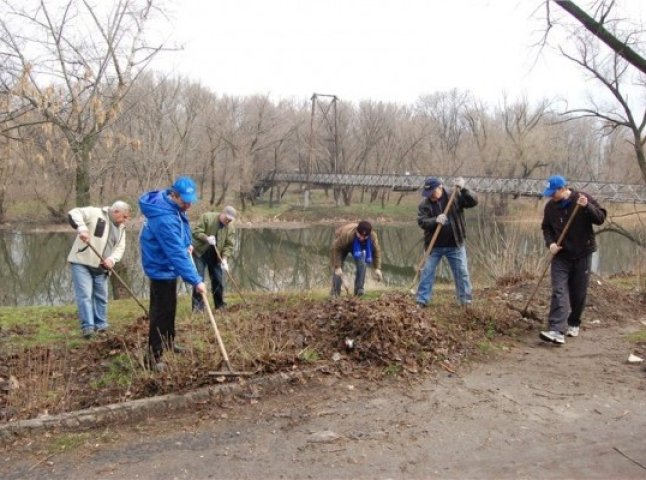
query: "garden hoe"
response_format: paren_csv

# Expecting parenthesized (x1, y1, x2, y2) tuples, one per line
(201, 291, 253, 377)
(83, 241, 149, 317)
(408, 185, 459, 295)
(520, 203, 582, 319)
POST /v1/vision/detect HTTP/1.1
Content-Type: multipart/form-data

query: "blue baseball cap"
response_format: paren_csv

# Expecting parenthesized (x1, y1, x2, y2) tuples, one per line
(542, 175, 567, 197)
(171, 176, 198, 203)
(422, 177, 442, 197)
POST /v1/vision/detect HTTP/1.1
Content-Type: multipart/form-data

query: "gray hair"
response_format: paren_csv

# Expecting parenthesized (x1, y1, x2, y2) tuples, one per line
(110, 200, 131, 213)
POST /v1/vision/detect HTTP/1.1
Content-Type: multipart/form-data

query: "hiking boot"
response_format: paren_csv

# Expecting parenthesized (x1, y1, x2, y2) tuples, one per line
(172, 344, 187, 354)
(540, 330, 565, 344)
(96, 328, 108, 336)
(82, 328, 95, 340)
(566, 326, 580, 337)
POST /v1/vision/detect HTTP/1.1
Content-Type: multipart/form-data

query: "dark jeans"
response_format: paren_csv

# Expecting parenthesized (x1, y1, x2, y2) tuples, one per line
(332, 252, 367, 297)
(192, 249, 225, 310)
(548, 254, 592, 333)
(148, 278, 178, 359)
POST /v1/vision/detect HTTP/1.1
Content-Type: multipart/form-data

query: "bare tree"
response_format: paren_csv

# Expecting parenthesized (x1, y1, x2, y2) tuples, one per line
(0, 0, 167, 211)
(545, 0, 646, 182)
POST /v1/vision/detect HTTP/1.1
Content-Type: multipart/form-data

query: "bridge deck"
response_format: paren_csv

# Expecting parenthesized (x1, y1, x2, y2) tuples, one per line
(260, 173, 646, 204)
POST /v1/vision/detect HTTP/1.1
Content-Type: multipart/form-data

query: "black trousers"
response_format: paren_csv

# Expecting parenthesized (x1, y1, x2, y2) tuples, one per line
(548, 254, 592, 333)
(191, 249, 225, 310)
(148, 278, 178, 358)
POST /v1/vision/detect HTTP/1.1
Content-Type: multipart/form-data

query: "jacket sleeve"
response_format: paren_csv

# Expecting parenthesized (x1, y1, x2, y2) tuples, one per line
(541, 204, 556, 247)
(192, 214, 209, 243)
(458, 188, 478, 208)
(580, 193, 607, 226)
(154, 215, 202, 286)
(417, 202, 439, 230)
(68, 206, 95, 233)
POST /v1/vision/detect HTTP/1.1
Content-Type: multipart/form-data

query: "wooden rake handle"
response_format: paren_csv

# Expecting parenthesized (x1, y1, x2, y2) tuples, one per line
(202, 291, 234, 372)
(84, 241, 149, 316)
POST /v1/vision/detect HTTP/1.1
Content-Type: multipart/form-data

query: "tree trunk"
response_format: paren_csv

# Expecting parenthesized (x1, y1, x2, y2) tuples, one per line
(75, 144, 92, 206)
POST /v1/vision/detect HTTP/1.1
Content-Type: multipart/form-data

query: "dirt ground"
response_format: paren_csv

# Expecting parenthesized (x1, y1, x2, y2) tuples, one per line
(2, 278, 646, 479)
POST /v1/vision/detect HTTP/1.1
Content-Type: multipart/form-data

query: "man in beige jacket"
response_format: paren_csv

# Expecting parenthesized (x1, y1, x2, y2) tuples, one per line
(68, 201, 130, 338)
(330, 220, 383, 297)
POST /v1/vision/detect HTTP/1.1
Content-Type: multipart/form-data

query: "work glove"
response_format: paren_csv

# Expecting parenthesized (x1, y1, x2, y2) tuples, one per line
(334, 267, 343, 276)
(221, 259, 229, 272)
(207, 235, 216, 246)
(373, 269, 383, 282)
(549, 243, 561, 255)
(436, 213, 448, 226)
(453, 177, 465, 189)
(576, 195, 588, 207)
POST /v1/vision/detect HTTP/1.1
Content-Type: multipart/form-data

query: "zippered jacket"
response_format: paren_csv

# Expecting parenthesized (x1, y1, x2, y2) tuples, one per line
(191, 212, 236, 259)
(330, 222, 382, 270)
(417, 186, 478, 248)
(541, 191, 606, 260)
(67, 206, 126, 268)
(138, 190, 202, 285)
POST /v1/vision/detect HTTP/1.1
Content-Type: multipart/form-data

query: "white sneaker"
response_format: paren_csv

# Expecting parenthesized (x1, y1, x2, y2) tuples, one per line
(540, 330, 565, 344)
(566, 326, 580, 337)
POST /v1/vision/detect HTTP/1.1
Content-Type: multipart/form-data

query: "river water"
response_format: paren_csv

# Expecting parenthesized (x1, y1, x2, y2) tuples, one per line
(0, 220, 638, 306)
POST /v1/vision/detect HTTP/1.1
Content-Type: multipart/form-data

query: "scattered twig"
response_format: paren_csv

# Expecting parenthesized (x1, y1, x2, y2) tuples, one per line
(28, 453, 56, 471)
(440, 361, 457, 374)
(613, 446, 646, 471)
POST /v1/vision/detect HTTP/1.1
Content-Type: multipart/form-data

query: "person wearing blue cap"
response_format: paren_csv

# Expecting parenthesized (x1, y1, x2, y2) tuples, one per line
(416, 176, 478, 307)
(139, 176, 207, 370)
(539, 175, 607, 345)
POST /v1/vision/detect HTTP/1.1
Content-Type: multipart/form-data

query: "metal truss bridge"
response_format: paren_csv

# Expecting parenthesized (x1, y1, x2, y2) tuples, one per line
(258, 172, 646, 204)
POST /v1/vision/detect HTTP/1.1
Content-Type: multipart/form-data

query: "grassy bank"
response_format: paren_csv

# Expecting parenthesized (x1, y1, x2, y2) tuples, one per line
(1, 274, 644, 423)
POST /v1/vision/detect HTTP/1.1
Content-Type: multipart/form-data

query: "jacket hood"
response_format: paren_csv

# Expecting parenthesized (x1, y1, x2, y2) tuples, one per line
(139, 190, 177, 218)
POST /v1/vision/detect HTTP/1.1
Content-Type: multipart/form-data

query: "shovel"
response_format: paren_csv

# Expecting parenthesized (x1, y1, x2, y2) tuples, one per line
(408, 185, 459, 294)
(82, 241, 149, 317)
(521, 203, 582, 317)
(201, 291, 253, 377)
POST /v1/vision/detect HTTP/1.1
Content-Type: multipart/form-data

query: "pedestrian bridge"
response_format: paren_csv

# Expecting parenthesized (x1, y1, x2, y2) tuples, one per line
(257, 172, 646, 204)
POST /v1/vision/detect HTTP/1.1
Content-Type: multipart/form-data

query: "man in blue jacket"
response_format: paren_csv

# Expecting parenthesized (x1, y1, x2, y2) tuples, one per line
(139, 176, 206, 370)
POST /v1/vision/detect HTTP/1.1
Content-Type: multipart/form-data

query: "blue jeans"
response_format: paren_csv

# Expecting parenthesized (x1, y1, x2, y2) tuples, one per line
(416, 246, 472, 305)
(70, 262, 109, 332)
(332, 252, 367, 296)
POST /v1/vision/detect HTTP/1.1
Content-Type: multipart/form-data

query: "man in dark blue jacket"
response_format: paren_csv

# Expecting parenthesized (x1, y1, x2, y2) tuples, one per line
(416, 176, 478, 307)
(139, 176, 206, 369)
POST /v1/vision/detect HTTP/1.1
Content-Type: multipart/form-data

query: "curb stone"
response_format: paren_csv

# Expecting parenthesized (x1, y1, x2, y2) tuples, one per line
(0, 370, 309, 445)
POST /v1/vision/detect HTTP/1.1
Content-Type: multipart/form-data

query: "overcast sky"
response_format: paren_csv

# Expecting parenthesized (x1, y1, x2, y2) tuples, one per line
(154, 0, 645, 106)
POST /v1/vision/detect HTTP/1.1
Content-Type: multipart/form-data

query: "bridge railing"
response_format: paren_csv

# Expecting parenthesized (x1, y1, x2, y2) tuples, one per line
(261, 172, 646, 204)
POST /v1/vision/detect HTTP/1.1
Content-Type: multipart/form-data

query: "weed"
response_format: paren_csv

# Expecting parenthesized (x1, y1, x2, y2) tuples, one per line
(298, 346, 320, 362)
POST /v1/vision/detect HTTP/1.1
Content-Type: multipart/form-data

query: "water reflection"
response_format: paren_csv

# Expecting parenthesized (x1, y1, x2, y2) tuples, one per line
(0, 221, 639, 307)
